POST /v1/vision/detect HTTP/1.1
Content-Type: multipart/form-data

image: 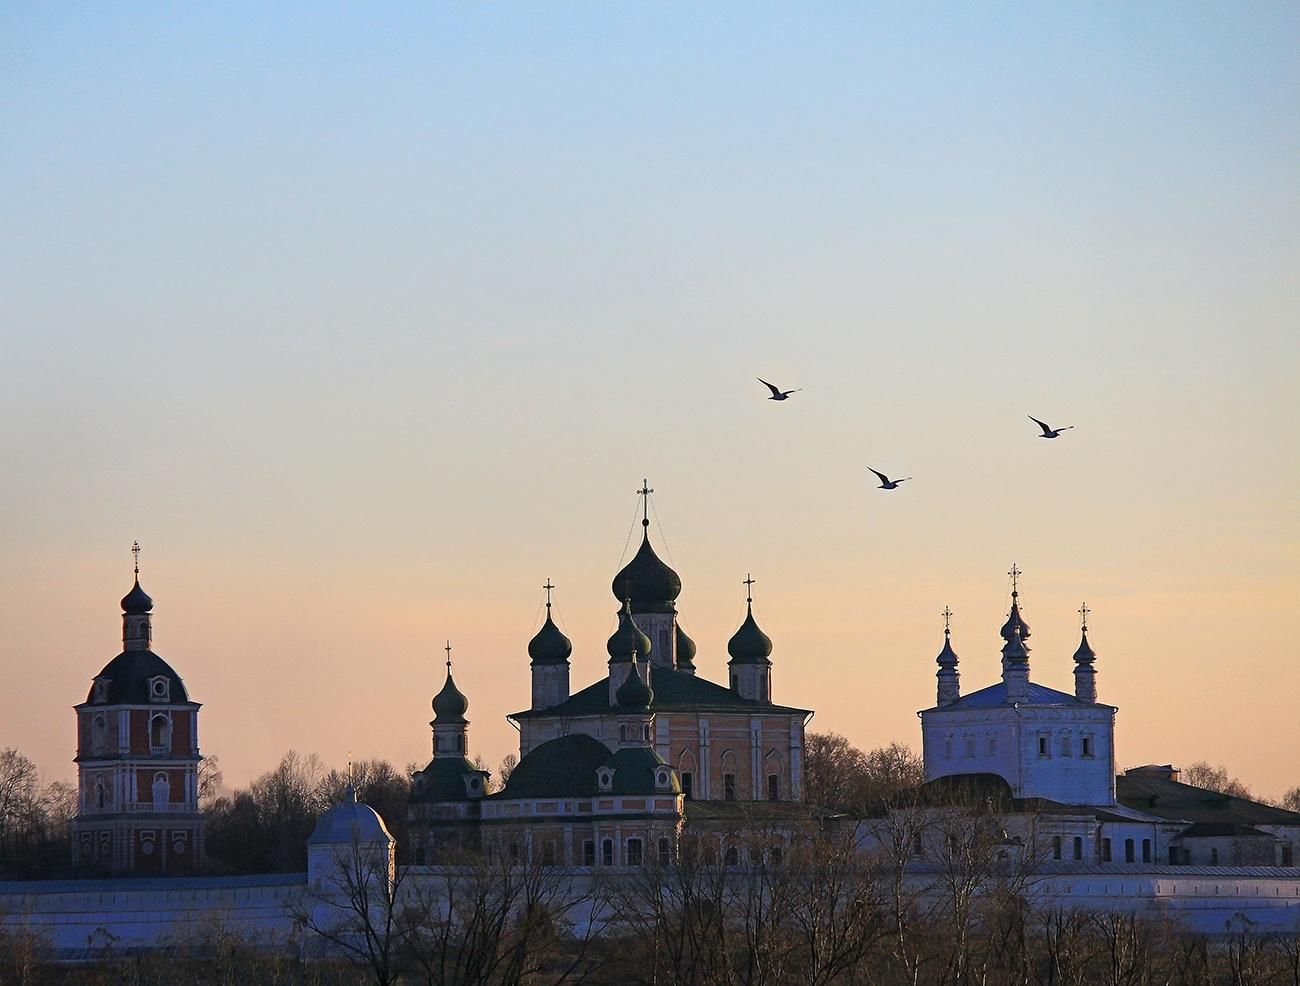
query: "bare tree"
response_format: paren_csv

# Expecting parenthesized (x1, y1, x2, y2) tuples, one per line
(198, 754, 224, 806)
(1180, 761, 1252, 800)
(498, 754, 519, 788)
(1281, 786, 1300, 813)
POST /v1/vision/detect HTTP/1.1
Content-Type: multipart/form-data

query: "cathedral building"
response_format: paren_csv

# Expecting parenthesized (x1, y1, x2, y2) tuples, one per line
(408, 493, 817, 865)
(72, 546, 204, 875)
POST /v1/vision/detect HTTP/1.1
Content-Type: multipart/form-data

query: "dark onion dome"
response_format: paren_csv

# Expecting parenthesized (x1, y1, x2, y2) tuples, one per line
(85, 651, 190, 705)
(1001, 626, 1029, 663)
(528, 611, 572, 665)
(432, 672, 469, 723)
(1073, 628, 1096, 664)
(615, 662, 653, 711)
(611, 527, 682, 614)
(121, 578, 154, 614)
(675, 624, 697, 669)
(936, 632, 959, 668)
(606, 600, 652, 663)
(999, 598, 1031, 641)
(727, 603, 773, 665)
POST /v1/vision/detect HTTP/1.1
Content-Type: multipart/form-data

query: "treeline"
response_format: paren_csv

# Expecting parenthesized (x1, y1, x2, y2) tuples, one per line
(0, 749, 76, 880)
(204, 752, 424, 872)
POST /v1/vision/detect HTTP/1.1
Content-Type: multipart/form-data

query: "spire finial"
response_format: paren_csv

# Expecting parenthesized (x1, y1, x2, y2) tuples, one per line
(636, 478, 654, 529)
(942, 606, 953, 636)
(743, 573, 756, 606)
(131, 540, 141, 579)
(1008, 563, 1021, 599)
(1078, 601, 1090, 632)
(543, 579, 555, 609)
(444, 640, 453, 674)
(347, 751, 353, 785)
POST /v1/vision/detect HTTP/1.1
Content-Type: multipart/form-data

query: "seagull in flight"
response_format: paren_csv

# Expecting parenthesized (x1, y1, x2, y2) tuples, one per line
(868, 467, 910, 490)
(758, 378, 801, 401)
(1028, 415, 1074, 439)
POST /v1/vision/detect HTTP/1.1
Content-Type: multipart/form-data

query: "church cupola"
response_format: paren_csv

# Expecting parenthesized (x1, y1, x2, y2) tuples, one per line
(121, 541, 153, 652)
(1073, 602, 1098, 703)
(529, 580, 572, 710)
(430, 643, 471, 758)
(607, 599, 651, 705)
(610, 481, 683, 668)
(1002, 627, 1030, 702)
(727, 575, 773, 702)
(675, 624, 697, 675)
(999, 563, 1031, 661)
(936, 607, 960, 706)
(614, 657, 656, 749)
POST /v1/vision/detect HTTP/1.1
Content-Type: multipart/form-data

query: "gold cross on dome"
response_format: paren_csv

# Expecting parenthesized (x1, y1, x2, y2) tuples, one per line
(543, 579, 555, 607)
(636, 479, 654, 523)
(444, 640, 453, 673)
(131, 540, 141, 576)
(743, 573, 756, 602)
(1008, 563, 1021, 596)
(1078, 602, 1090, 630)
(942, 606, 953, 634)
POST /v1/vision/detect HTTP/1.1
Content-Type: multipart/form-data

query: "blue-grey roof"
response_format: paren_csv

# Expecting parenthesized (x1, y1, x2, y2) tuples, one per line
(308, 787, 394, 845)
(927, 680, 1115, 711)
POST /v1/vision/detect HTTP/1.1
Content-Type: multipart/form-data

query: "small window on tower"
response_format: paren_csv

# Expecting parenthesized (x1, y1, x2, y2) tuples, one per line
(1073, 837, 1083, 861)
(149, 677, 169, 702)
(1082, 737, 1093, 757)
(1038, 735, 1049, 757)
(723, 773, 737, 801)
(964, 736, 975, 758)
(681, 772, 694, 800)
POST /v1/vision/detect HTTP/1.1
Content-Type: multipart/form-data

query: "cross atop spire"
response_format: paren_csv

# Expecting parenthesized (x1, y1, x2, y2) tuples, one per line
(743, 573, 756, 604)
(543, 579, 555, 609)
(636, 479, 654, 528)
(444, 640, 453, 674)
(131, 540, 141, 578)
(1008, 563, 1021, 598)
(942, 606, 953, 635)
(1078, 602, 1090, 631)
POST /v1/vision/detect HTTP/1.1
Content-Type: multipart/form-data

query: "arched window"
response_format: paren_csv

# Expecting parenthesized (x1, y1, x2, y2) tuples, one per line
(152, 772, 169, 810)
(150, 715, 171, 753)
(95, 781, 106, 810)
(91, 715, 107, 755)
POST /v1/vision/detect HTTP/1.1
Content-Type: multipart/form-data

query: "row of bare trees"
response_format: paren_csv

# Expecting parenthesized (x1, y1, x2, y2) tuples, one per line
(0, 749, 77, 880)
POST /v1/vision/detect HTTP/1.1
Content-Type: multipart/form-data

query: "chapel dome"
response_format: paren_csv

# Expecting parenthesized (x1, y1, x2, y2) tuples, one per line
(432, 673, 469, 722)
(611, 528, 681, 614)
(675, 624, 697, 669)
(1000, 599, 1031, 641)
(728, 605, 773, 665)
(615, 663, 653, 711)
(308, 785, 393, 846)
(121, 578, 154, 615)
(606, 602, 652, 663)
(528, 612, 572, 665)
(86, 650, 189, 705)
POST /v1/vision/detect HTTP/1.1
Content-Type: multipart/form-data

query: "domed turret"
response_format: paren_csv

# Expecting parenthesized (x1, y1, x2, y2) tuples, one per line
(615, 660, 654, 711)
(1073, 603, 1098, 703)
(936, 607, 960, 706)
(727, 605, 773, 665)
(999, 566, 1031, 641)
(432, 673, 469, 723)
(611, 524, 681, 615)
(528, 613, 572, 665)
(607, 600, 652, 663)
(121, 578, 153, 615)
(675, 624, 697, 672)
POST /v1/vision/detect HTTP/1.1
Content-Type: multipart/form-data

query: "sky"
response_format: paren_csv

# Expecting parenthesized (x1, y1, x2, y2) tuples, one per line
(1, 3, 1297, 799)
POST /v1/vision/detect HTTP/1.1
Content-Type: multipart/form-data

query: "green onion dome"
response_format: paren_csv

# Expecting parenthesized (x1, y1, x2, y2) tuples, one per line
(611, 525, 681, 614)
(1000, 597, 1031, 641)
(675, 624, 697, 669)
(615, 662, 653, 711)
(431, 672, 469, 723)
(727, 602, 773, 665)
(121, 578, 153, 615)
(607, 600, 652, 664)
(528, 610, 572, 665)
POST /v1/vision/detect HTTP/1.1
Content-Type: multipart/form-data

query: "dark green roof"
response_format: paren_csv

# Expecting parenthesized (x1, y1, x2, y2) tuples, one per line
(511, 667, 809, 720)
(607, 747, 678, 795)
(121, 578, 153, 614)
(410, 756, 484, 803)
(615, 663, 653, 710)
(85, 650, 191, 706)
(675, 625, 697, 668)
(498, 734, 612, 798)
(1116, 774, 1300, 827)
(607, 602, 651, 663)
(432, 672, 469, 723)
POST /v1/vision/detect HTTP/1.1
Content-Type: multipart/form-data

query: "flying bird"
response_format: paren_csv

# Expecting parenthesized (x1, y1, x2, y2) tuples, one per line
(758, 378, 801, 401)
(1028, 415, 1074, 439)
(868, 467, 911, 490)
